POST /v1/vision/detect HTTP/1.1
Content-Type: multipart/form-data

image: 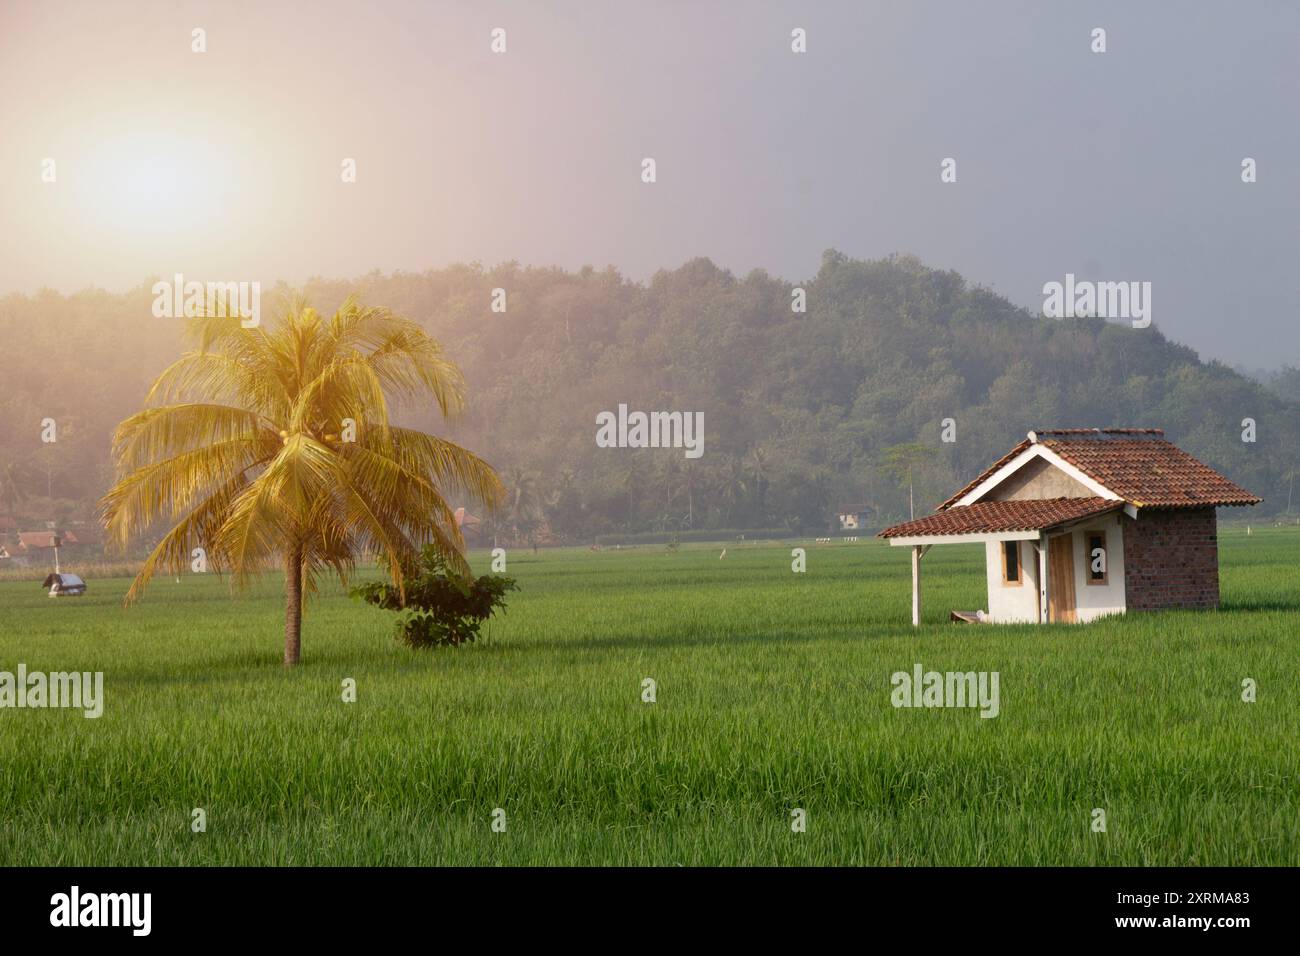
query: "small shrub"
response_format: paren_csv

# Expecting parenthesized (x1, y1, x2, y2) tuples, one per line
(351, 546, 518, 648)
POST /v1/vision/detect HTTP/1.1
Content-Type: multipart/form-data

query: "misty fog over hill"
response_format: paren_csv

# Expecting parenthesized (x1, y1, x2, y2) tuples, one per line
(1, 250, 1295, 545)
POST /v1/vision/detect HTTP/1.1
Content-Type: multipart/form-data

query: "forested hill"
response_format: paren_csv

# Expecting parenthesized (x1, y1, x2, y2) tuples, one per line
(2, 250, 1296, 543)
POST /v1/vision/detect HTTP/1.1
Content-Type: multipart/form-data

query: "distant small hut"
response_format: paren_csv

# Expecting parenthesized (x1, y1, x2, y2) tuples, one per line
(17, 529, 79, 553)
(454, 507, 483, 544)
(835, 504, 871, 531)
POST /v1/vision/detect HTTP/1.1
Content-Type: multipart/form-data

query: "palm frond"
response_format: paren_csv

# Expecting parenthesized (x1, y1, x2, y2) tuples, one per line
(99, 298, 500, 628)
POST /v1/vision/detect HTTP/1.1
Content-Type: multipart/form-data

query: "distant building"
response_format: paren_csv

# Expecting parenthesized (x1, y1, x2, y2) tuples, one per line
(835, 504, 871, 530)
(454, 507, 482, 543)
(17, 530, 79, 552)
(878, 429, 1259, 625)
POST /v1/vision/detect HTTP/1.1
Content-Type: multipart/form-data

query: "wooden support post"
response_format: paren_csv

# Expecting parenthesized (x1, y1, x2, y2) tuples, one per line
(911, 545, 922, 626)
(1037, 535, 1049, 623)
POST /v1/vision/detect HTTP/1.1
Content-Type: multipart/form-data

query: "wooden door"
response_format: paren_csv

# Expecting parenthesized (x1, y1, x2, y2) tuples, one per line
(1048, 534, 1077, 623)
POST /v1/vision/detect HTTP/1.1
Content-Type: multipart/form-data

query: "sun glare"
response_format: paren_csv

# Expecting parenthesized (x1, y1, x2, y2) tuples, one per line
(83, 131, 223, 233)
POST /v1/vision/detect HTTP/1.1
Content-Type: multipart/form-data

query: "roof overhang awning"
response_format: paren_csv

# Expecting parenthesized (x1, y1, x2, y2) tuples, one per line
(879, 497, 1125, 546)
(886, 529, 1040, 547)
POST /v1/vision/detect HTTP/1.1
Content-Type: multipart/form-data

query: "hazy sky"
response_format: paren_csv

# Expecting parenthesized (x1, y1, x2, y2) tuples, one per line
(1, 0, 1296, 367)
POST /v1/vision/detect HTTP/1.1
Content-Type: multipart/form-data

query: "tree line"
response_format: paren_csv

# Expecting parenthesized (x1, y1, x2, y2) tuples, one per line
(1, 250, 1296, 549)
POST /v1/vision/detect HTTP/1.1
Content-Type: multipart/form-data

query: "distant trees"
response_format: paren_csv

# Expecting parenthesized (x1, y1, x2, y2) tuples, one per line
(744, 446, 771, 517)
(0, 459, 36, 517)
(882, 443, 936, 520)
(713, 459, 749, 527)
(1263, 366, 1300, 404)
(0, 253, 1294, 548)
(503, 465, 545, 551)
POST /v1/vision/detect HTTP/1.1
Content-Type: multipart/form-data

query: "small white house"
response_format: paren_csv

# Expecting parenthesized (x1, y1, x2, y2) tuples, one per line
(836, 504, 870, 530)
(878, 428, 1259, 625)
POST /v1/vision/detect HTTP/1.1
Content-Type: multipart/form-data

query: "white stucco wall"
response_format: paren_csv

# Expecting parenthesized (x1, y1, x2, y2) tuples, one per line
(983, 517, 1127, 624)
(1066, 515, 1126, 623)
(985, 539, 1040, 623)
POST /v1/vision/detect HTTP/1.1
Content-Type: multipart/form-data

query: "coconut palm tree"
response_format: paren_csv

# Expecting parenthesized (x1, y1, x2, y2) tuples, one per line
(744, 445, 771, 520)
(713, 458, 748, 526)
(99, 299, 504, 666)
(679, 459, 700, 529)
(503, 464, 544, 551)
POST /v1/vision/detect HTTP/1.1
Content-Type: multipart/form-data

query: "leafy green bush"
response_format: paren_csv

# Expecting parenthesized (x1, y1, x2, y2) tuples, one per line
(351, 546, 518, 648)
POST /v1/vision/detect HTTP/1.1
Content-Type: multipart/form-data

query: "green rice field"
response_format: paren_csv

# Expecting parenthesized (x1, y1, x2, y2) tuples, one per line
(1, 526, 1296, 865)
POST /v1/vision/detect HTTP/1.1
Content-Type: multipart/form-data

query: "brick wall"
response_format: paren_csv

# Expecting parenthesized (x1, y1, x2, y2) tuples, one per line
(1122, 507, 1220, 611)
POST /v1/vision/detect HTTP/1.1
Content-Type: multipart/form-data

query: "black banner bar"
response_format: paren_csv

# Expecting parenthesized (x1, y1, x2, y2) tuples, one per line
(0, 866, 1287, 942)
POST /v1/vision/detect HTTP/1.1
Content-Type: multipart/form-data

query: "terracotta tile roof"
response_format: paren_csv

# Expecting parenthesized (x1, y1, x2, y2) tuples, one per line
(938, 428, 1260, 510)
(879, 497, 1122, 538)
(1042, 436, 1260, 507)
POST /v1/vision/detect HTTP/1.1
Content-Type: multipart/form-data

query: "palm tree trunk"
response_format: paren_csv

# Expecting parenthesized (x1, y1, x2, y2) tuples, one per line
(284, 543, 304, 666)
